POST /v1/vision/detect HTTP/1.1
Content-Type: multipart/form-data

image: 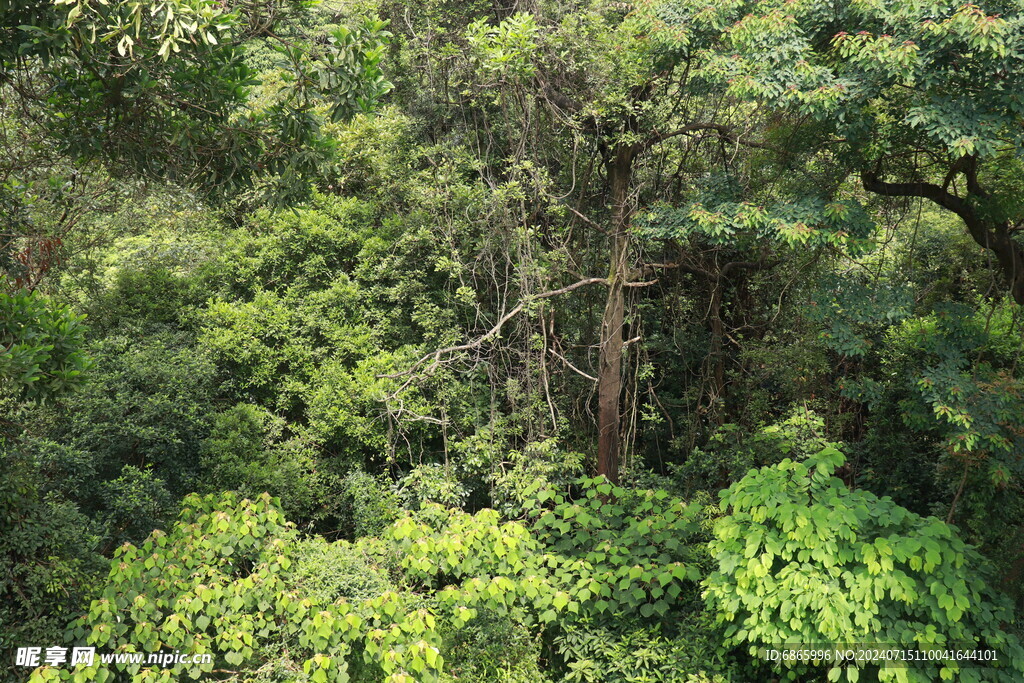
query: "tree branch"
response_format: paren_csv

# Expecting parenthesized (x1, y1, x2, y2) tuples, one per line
(378, 277, 609, 380)
(721, 259, 778, 278)
(547, 347, 598, 382)
(862, 169, 1024, 305)
(642, 123, 778, 154)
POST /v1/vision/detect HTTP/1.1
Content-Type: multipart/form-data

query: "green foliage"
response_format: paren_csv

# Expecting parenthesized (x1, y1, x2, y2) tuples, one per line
(553, 617, 729, 683)
(199, 403, 326, 523)
(465, 13, 540, 81)
(4, 0, 395, 200)
(90, 266, 210, 332)
(8, 2, 1024, 681)
(636, 197, 874, 252)
(699, 0, 1024, 157)
(199, 282, 369, 413)
(0, 289, 92, 402)
(43, 329, 216, 497)
(339, 470, 402, 539)
(838, 300, 1024, 585)
(675, 409, 837, 495)
(43, 493, 435, 682)
(705, 447, 1024, 682)
(487, 438, 586, 515)
(438, 607, 547, 683)
(528, 477, 705, 620)
(227, 194, 377, 293)
(807, 275, 915, 359)
(0, 442, 104, 652)
(379, 476, 709, 680)
(399, 464, 469, 510)
(289, 536, 395, 604)
(885, 304, 1024, 459)
(97, 465, 176, 546)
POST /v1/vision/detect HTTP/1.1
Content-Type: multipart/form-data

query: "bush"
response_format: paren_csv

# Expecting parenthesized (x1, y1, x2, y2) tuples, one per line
(45, 493, 445, 682)
(0, 443, 104, 652)
(399, 463, 469, 510)
(674, 409, 836, 496)
(98, 464, 176, 547)
(0, 289, 92, 403)
(553, 617, 730, 683)
(289, 536, 394, 603)
(704, 447, 1024, 682)
(339, 470, 402, 538)
(42, 329, 217, 497)
(199, 403, 326, 524)
(438, 607, 547, 683)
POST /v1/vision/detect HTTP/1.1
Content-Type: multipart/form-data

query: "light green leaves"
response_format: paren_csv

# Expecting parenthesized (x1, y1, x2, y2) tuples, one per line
(55, 0, 231, 60)
(705, 447, 1024, 681)
(635, 197, 874, 253)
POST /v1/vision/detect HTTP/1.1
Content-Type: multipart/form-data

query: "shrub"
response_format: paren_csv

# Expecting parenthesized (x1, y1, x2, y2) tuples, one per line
(0, 443, 104, 652)
(339, 470, 402, 538)
(199, 403, 325, 524)
(438, 607, 547, 683)
(704, 447, 1024, 682)
(289, 536, 394, 604)
(0, 290, 92, 403)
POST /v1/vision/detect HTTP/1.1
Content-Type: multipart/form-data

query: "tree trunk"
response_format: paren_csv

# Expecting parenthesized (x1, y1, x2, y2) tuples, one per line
(597, 146, 634, 483)
(707, 273, 726, 424)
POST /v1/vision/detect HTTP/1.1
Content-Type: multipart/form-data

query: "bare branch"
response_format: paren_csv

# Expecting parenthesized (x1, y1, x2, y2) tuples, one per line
(564, 205, 608, 234)
(547, 347, 598, 382)
(378, 277, 609, 380)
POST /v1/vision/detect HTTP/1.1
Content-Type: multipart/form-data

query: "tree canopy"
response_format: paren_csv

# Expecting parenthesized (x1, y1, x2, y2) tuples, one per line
(3, 1, 1024, 682)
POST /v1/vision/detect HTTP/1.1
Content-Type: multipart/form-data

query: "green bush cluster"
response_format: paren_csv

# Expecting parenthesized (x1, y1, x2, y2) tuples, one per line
(706, 448, 1024, 682)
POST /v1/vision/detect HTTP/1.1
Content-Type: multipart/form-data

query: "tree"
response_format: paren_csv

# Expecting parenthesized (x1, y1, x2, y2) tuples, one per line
(1, 0, 393, 199)
(389, 1, 872, 480)
(699, 0, 1024, 304)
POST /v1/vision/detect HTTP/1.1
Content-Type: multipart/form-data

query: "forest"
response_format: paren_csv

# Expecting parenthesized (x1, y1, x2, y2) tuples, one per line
(2, 0, 1024, 681)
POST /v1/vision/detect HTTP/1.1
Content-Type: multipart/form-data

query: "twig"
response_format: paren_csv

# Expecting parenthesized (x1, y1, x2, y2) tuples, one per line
(378, 277, 608, 381)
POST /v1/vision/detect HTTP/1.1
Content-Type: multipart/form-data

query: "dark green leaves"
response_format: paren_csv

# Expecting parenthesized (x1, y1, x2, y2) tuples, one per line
(0, 289, 92, 403)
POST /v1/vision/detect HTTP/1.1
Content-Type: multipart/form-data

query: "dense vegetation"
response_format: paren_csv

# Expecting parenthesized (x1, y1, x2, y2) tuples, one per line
(3, 0, 1024, 681)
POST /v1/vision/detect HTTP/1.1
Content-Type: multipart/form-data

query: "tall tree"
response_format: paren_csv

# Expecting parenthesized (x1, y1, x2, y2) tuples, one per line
(390, 1, 867, 481)
(704, 0, 1024, 303)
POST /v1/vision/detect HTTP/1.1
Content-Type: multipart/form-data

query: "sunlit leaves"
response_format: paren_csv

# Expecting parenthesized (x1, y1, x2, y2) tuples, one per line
(466, 13, 539, 81)
(635, 197, 874, 251)
(71, 496, 447, 679)
(52, 0, 233, 60)
(704, 448, 1024, 682)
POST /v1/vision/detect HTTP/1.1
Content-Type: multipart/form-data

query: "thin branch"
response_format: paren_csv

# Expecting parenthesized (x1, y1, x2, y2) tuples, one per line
(548, 347, 597, 382)
(642, 123, 779, 154)
(564, 205, 608, 235)
(378, 277, 608, 380)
